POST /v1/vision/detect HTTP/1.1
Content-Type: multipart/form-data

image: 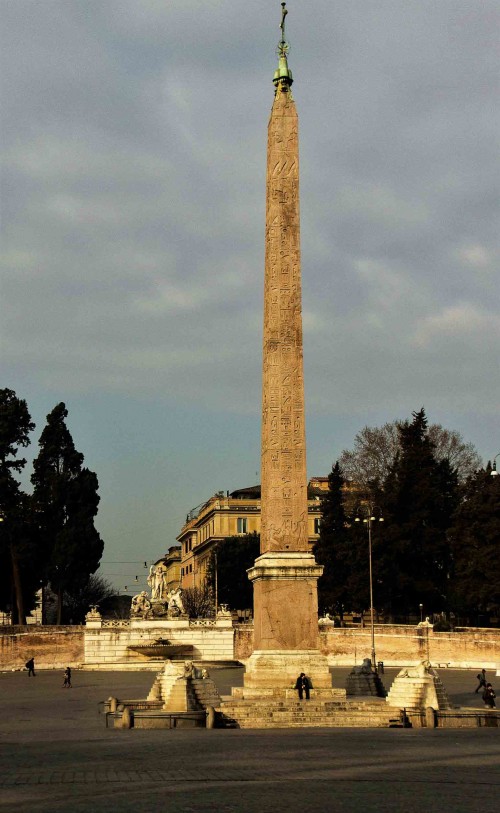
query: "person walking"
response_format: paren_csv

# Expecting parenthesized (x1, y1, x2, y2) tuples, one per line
(62, 666, 72, 688)
(474, 669, 487, 693)
(25, 657, 36, 677)
(294, 672, 313, 700)
(482, 683, 496, 709)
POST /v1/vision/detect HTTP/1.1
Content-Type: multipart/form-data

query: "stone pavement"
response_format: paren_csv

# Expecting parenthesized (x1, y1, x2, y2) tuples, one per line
(0, 668, 498, 813)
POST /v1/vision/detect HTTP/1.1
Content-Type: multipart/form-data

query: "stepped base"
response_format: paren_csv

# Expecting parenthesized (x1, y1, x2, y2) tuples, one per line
(147, 660, 222, 712)
(219, 697, 401, 729)
(346, 664, 387, 698)
(243, 649, 331, 691)
(232, 686, 345, 700)
(386, 661, 452, 710)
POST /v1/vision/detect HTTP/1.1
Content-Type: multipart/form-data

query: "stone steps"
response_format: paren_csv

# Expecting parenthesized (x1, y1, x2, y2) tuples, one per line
(218, 699, 401, 729)
(191, 678, 222, 709)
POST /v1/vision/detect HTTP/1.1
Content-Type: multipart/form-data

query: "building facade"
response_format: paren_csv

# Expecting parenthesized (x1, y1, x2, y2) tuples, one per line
(177, 478, 329, 590)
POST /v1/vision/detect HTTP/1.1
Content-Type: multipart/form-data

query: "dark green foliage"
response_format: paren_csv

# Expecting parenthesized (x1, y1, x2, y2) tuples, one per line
(208, 533, 260, 611)
(448, 468, 500, 618)
(31, 403, 103, 623)
(313, 463, 369, 617)
(376, 409, 459, 617)
(0, 389, 38, 622)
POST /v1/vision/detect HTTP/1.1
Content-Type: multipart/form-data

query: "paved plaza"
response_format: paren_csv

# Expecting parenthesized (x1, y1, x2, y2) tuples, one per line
(0, 668, 498, 813)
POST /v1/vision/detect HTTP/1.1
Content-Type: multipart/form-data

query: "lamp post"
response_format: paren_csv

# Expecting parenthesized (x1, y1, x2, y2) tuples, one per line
(491, 453, 500, 476)
(355, 506, 384, 669)
(419, 603, 424, 623)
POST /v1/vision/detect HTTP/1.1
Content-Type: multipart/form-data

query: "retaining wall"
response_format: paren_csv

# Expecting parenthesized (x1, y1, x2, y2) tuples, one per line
(234, 625, 500, 669)
(0, 626, 84, 670)
(84, 618, 235, 669)
(1, 623, 498, 671)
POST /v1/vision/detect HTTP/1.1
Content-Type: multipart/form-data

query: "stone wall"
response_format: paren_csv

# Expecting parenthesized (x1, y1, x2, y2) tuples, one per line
(2, 623, 499, 671)
(234, 625, 500, 669)
(0, 626, 84, 670)
(84, 617, 235, 669)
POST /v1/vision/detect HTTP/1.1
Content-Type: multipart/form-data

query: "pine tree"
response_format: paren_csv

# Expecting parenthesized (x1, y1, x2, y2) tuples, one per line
(206, 533, 260, 611)
(313, 463, 368, 619)
(448, 468, 500, 621)
(0, 389, 37, 623)
(376, 408, 459, 618)
(31, 403, 103, 623)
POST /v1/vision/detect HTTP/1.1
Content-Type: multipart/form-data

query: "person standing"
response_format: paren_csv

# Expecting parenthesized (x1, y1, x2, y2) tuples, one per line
(482, 683, 496, 709)
(294, 672, 313, 700)
(25, 657, 35, 677)
(62, 666, 72, 688)
(475, 669, 487, 693)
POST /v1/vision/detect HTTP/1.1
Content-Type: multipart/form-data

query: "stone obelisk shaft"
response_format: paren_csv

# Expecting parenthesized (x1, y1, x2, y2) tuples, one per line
(261, 82, 308, 555)
(243, 7, 330, 690)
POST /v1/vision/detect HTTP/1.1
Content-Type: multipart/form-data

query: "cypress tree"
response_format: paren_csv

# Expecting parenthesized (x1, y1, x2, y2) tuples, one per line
(449, 468, 500, 622)
(313, 462, 368, 619)
(376, 408, 459, 619)
(31, 403, 103, 623)
(0, 389, 37, 623)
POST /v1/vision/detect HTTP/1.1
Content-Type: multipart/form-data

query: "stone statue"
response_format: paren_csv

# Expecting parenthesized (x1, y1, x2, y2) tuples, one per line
(130, 591, 152, 619)
(399, 660, 432, 679)
(183, 661, 194, 679)
(147, 565, 166, 600)
(352, 658, 373, 675)
(167, 587, 184, 617)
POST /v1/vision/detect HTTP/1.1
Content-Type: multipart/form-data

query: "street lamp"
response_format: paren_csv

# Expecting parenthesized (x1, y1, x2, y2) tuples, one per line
(419, 603, 424, 623)
(491, 453, 500, 476)
(355, 506, 384, 669)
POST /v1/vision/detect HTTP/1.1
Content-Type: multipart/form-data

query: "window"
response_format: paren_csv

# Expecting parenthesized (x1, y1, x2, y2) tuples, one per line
(237, 517, 248, 534)
(181, 567, 184, 576)
(314, 518, 321, 534)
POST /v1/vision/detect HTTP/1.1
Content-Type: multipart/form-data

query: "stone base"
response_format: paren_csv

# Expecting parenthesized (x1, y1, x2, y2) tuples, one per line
(346, 663, 387, 698)
(232, 686, 345, 700)
(242, 649, 331, 692)
(386, 661, 452, 710)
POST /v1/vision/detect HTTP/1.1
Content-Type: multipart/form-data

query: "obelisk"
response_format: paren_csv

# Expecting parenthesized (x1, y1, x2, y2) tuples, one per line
(244, 3, 330, 691)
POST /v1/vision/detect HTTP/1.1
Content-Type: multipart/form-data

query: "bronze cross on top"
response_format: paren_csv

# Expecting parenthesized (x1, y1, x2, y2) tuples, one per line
(280, 3, 288, 40)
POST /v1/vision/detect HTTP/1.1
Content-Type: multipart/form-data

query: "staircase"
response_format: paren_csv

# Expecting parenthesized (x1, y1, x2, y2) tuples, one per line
(191, 678, 222, 709)
(217, 697, 401, 729)
(386, 666, 452, 710)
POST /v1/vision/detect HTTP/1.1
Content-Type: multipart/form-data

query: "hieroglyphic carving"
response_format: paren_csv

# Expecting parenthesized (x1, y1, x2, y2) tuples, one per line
(261, 85, 308, 553)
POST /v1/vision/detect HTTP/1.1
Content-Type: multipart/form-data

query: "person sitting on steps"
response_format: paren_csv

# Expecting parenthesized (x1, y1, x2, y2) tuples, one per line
(294, 672, 313, 700)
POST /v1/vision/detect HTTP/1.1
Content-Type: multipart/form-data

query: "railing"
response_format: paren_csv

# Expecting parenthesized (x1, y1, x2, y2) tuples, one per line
(101, 619, 131, 628)
(189, 619, 216, 627)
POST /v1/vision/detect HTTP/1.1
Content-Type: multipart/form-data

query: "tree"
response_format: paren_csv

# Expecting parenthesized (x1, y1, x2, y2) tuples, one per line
(182, 584, 214, 619)
(0, 389, 37, 623)
(62, 574, 115, 625)
(31, 403, 103, 624)
(448, 468, 500, 621)
(340, 420, 481, 490)
(313, 463, 369, 618)
(206, 533, 260, 611)
(375, 409, 460, 618)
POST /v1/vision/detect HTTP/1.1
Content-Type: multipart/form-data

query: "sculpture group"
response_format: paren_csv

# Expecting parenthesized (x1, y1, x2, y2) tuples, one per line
(131, 567, 185, 620)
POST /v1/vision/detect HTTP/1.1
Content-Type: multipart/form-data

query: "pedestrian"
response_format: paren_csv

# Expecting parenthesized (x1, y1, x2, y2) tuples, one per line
(294, 672, 313, 700)
(482, 683, 496, 709)
(25, 657, 36, 677)
(62, 666, 72, 688)
(474, 669, 487, 693)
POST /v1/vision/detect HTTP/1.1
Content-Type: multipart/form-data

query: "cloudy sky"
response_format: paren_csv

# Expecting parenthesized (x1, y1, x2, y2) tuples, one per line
(2, 1, 498, 592)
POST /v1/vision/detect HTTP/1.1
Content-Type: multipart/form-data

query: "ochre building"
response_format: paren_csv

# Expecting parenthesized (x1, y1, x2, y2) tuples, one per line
(177, 478, 329, 589)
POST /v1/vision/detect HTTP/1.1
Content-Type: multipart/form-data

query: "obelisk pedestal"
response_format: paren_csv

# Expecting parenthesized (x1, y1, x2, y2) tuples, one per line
(242, 5, 330, 695)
